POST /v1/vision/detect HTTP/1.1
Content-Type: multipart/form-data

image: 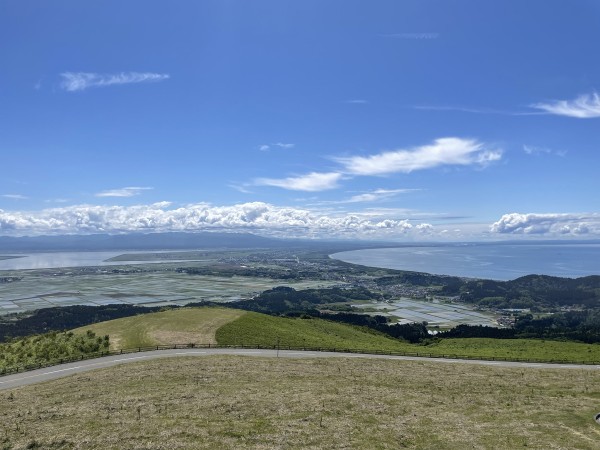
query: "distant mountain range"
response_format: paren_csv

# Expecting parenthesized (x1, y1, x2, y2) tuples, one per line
(0, 232, 285, 251)
(0, 232, 383, 252)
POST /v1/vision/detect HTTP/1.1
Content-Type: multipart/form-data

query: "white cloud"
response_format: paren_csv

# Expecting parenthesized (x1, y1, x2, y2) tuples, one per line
(416, 223, 434, 234)
(530, 92, 600, 118)
(345, 188, 417, 203)
(258, 143, 295, 151)
(346, 99, 368, 104)
(523, 145, 567, 157)
(273, 142, 294, 149)
(95, 187, 153, 198)
(228, 184, 254, 194)
(60, 72, 170, 92)
(254, 172, 343, 192)
(0, 202, 436, 238)
(490, 213, 600, 236)
(336, 137, 502, 176)
(1, 194, 28, 200)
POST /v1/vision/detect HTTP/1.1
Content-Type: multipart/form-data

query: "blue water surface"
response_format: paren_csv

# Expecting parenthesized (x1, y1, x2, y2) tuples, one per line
(331, 243, 600, 280)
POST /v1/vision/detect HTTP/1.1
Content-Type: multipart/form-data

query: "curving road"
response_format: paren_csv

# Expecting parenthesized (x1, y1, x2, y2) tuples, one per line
(1, 348, 599, 391)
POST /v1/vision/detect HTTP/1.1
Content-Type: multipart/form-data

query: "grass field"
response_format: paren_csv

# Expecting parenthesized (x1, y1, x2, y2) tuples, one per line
(74, 308, 244, 350)
(217, 311, 600, 363)
(1, 355, 599, 449)
(423, 337, 600, 362)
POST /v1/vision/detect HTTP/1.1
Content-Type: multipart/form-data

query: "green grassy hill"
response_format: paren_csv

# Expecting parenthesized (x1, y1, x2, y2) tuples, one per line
(216, 311, 416, 352)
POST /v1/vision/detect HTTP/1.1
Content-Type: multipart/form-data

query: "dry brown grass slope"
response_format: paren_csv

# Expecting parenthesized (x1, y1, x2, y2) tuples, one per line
(1, 355, 600, 449)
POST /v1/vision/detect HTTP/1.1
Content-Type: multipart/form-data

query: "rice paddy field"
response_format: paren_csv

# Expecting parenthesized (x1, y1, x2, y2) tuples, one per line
(0, 270, 339, 315)
(358, 298, 498, 328)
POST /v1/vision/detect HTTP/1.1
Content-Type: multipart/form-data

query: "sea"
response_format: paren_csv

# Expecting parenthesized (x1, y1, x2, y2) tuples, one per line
(330, 242, 600, 281)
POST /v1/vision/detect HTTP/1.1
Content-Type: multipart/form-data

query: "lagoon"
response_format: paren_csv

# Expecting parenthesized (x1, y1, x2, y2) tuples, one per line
(0, 251, 204, 271)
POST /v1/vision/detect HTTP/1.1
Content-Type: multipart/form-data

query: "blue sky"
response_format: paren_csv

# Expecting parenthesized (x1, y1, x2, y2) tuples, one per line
(1, 0, 599, 240)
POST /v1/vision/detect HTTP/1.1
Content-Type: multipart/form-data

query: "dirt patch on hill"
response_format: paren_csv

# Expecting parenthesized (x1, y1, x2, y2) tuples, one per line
(147, 310, 245, 345)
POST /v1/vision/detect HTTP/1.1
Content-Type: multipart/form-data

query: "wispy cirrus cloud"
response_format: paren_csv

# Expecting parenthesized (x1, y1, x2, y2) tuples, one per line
(258, 142, 295, 151)
(252, 138, 501, 192)
(1, 194, 28, 200)
(345, 99, 368, 104)
(344, 188, 418, 203)
(530, 92, 600, 118)
(336, 137, 502, 176)
(523, 145, 567, 157)
(254, 172, 343, 192)
(60, 72, 170, 92)
(95, 187, 153, 198)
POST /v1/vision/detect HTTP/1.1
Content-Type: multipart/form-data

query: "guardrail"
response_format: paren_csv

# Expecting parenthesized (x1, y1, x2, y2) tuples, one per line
(1, 343, 599, 377)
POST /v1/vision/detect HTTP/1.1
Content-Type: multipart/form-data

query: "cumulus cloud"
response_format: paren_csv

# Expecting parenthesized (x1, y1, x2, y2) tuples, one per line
(95, 187, 153, 198)
(490, 213, 600, 236)
(416, 223, 434, 234)
(530, 92, 600, 118)
(60, 72, 170, 92)
(254, 172, 343, 192)
(336, 137, 502, 176)
(0, 202, 435, 238)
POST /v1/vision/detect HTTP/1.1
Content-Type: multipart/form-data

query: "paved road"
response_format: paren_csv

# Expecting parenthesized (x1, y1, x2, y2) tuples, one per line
(1, 348, 599, 390)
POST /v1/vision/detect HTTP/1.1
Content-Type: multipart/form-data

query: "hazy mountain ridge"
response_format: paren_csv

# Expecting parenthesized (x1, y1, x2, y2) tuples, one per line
(0, 232, 287, 252)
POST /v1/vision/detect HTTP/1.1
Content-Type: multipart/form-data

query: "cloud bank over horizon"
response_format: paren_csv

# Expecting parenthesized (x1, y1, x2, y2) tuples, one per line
(1, 202, 598, 241)
(0, 202, 431, 239)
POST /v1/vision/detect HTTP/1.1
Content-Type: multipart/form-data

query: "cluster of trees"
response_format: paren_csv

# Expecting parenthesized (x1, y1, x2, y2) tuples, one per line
(0, 330, 109, 371)
(440, 309, 600, 343)
(215, 286, 380, 314)
(438, 275, 600, 309)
